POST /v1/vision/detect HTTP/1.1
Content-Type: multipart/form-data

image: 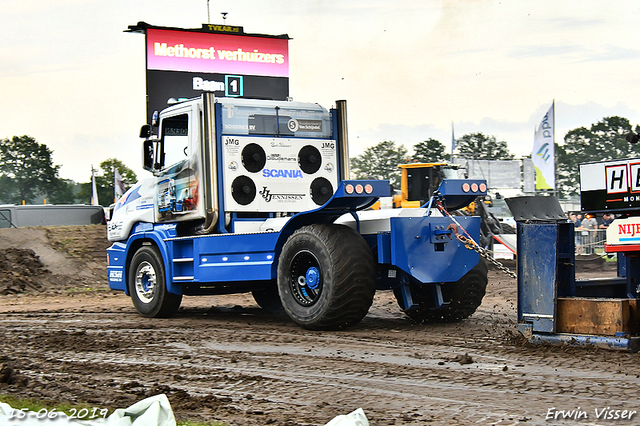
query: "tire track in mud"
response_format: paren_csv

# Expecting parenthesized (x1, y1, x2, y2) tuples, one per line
(1, 307, 640, 426)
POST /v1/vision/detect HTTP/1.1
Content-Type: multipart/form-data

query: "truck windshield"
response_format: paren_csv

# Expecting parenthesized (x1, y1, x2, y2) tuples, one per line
(406, 166, 464, 203)
(442, 167, 466, 179)
(219, 102, 332, 139)
(161, 114, 190, 168)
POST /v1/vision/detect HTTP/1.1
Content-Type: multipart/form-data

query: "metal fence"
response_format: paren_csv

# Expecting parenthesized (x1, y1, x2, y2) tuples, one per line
(575, 228, 607, 256)
(491, 228, 609, 259)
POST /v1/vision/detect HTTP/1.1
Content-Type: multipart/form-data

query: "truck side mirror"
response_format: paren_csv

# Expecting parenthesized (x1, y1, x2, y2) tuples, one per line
(142, 139, 156, 171)
(140, 124, 152, 138)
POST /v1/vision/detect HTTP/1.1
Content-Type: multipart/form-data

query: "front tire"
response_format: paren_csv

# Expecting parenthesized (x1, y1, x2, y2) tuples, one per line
(128, 245, 182, 318)
(277, 224, 376, 330)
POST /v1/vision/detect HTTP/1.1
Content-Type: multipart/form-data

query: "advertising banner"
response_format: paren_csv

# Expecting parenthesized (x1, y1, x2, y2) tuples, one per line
(532, 102, 555, 190)
(138, 25, 290, 123)
(580, 158, 640, 212)
(146, 29, 289, 77)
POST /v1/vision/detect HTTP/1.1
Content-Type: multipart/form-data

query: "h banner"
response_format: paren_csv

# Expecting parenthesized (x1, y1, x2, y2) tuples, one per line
(532, 102, 555, 190)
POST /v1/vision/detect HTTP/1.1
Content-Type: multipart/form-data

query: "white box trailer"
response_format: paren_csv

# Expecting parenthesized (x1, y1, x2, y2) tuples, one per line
(0, 205, 106, 228)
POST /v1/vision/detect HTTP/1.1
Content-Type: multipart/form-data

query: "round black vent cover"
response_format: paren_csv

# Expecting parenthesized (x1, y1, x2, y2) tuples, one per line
(231, 175, 257, 205)
(310, 177, 333, 206)
(298, 145, 322, 174)
(241, 143, 266, 173)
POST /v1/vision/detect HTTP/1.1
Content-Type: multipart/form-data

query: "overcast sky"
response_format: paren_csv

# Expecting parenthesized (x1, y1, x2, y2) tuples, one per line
(1, 0, 639, 183)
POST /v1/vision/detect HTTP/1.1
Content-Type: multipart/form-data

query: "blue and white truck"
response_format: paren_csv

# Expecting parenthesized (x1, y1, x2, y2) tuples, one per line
(106, 93, 488, 329)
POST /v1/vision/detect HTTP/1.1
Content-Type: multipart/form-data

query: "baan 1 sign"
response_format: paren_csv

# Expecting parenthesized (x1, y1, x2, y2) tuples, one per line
(580, 159, 640, 212)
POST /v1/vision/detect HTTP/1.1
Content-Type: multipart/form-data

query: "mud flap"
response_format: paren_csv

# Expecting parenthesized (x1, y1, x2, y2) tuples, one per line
(398, 283, 417, 311)
(398, 282, 449, 311)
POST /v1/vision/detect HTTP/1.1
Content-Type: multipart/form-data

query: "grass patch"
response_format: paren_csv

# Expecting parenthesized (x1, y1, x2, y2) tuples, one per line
(64, 286, 109, 293)
(44, 228, 93, 259)
(594, 248, 618, 262)
(0, 394, 111, 420)
(0, 395, 228, 426)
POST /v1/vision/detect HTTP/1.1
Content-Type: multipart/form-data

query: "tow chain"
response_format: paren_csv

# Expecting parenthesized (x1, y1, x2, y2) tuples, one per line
(434, 200, 517, 279)
(456, 234, 517, 279)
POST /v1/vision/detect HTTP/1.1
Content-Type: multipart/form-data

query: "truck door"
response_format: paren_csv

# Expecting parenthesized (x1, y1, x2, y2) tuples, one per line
(155, 106, 204, 223)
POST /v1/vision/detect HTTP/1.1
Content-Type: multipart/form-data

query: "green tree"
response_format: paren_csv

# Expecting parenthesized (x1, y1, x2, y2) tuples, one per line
(0, 135, 60, 204)
(48, 178, 80, 204)
(455, 132, 514, 160)
(557, 116, 640, 196)
(78, 158, 138, 206)
(412, 138, 449, 163)
(350, 140, 409, 188)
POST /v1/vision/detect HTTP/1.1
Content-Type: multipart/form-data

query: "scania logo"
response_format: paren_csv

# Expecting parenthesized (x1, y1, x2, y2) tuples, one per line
(262, 169, 303, 178)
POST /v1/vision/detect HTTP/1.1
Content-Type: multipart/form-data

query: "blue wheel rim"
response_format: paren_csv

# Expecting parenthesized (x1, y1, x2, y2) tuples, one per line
(289, 250, 322, 306)
(306, 267, 320, 290)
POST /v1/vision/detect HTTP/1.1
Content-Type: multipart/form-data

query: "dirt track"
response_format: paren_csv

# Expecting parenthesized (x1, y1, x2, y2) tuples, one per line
(1, 226, 639, 426)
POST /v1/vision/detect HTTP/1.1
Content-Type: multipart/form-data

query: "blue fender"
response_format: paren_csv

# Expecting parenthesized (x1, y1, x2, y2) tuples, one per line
(271, 179, 391, 271)
(107, 222, 183, 296)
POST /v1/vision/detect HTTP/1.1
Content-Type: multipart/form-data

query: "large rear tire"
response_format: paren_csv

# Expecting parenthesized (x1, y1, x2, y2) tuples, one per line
(395, 258, 488, 323)
(128, 245, 182, 318)
(277, 224, 376, 330)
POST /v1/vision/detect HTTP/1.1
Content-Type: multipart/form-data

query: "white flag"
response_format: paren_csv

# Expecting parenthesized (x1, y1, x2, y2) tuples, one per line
(451, 121, 456, 154)
(91, 167, 99, 206)
(114, 169, 126, 201)
(532, 102, 555, 190)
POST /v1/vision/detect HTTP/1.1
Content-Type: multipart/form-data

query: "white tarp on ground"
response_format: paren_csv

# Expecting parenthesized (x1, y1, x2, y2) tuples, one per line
(0, 394, 175, 426)
(0, 394, 369, 426)
(324, 408, 369, 426)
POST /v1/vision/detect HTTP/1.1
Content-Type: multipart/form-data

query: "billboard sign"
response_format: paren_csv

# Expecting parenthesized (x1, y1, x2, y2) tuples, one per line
(134, 24, 290, 123)
(580, 158, 640, 212)
(146, 29, 289, 77)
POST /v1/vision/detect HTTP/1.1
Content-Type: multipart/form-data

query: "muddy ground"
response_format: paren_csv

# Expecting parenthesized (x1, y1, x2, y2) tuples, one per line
(0, 225, 639, 426)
